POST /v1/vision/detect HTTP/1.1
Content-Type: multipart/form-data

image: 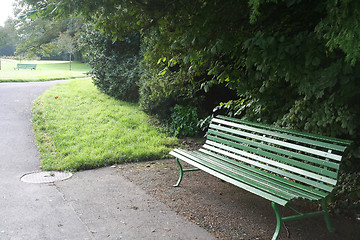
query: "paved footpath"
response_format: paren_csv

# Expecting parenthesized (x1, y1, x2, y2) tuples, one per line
(0, 80, 216, 240)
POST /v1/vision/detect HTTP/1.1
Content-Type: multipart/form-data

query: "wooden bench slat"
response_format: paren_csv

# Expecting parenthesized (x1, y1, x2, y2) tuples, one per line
(192, 150, 326, 201)
(204, 140, 337, 186)
(217, 115, 353, 146)
(203, 143, 334, 192)
(198, 148, 329, 199)
(205, 139, 338, 186)
(210, 123, 343, 161)
(207, 134, 339, 179)
(189, 151, 299, 200)
(212, 118, 347, 152)
(173, 148, 327, 202)
(208, 129, 340, 170)
(170, 149, 289, 206)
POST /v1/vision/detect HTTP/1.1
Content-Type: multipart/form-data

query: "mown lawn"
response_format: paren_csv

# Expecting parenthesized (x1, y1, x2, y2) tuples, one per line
(0, 59, 90, 82)
(32, 78, 177, 171)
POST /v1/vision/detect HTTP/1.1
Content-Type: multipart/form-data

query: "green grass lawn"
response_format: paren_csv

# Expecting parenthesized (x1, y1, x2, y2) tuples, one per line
(32, 78, 177, 171)
(0, 59, 91, 82)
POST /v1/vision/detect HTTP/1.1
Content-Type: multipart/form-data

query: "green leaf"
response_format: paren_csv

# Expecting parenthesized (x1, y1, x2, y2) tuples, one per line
(158, 68, 167, 76)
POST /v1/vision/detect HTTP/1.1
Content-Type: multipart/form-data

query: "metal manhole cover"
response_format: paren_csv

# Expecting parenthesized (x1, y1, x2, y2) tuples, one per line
(21, 171, 73, 183)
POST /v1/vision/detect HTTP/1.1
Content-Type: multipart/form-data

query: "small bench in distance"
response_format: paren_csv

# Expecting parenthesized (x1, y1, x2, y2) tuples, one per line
(14, 64, 37, 70)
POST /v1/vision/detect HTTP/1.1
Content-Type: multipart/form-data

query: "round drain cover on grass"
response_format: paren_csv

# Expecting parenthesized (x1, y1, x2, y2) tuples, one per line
(21, 171, 73, 183)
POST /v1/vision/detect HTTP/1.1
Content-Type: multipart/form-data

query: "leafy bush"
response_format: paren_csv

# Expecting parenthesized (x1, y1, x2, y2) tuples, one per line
(169, 104, 200, 137)
(81, 28, 141, 102)
(138, 28, 236, 136)
(138, 61, 179, 120)
(138, 67, 203, 137)
(330, 171, 360, 216)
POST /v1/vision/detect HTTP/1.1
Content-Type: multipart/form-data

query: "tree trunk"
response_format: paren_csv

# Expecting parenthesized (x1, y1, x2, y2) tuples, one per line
(69, 53, 72, 71)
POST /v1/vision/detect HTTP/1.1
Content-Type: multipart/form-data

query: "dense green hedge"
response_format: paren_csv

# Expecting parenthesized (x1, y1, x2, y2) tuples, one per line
(81, 28, 141, 102)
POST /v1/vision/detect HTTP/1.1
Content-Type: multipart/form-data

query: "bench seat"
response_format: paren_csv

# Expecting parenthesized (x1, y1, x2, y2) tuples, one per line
(170, 115, 352, 240)
(171, 147, 328, 206)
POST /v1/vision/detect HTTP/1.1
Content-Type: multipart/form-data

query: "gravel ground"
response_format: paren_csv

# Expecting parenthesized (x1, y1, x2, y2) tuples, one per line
(116, 139, 360, 240)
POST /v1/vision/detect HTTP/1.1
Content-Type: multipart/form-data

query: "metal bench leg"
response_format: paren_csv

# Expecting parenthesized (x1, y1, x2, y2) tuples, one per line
(173, 158, 184, 187)
(270, 200, 335, 239)
(271, 202, 283, 240)
(173, 158, 200, 187)
(321, 199, 335, 232)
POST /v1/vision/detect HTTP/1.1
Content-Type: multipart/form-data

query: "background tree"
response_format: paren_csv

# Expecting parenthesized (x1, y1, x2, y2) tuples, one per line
(0, 19, 17, 53)
(15, 2, 67, 58)
(0, 19, 17, 70)
(14, 0, 84, 60)
(57, 31, 77, 70)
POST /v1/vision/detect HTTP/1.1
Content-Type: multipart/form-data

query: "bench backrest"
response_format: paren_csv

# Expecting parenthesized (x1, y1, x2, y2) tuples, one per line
(202, 115, 352, 194)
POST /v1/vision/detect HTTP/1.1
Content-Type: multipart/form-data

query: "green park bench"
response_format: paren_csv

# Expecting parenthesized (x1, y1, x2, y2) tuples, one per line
(14, 63, 37, 70)
(170, 115, 352, 240)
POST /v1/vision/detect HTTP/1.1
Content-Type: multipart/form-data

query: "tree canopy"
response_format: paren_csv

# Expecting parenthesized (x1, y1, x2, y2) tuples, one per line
(24, 0, 360, 63)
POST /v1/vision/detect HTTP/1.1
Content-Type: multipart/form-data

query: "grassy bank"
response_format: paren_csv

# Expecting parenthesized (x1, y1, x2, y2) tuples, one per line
(0, 59, 91, 82)
(32, 78, 177, 171)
